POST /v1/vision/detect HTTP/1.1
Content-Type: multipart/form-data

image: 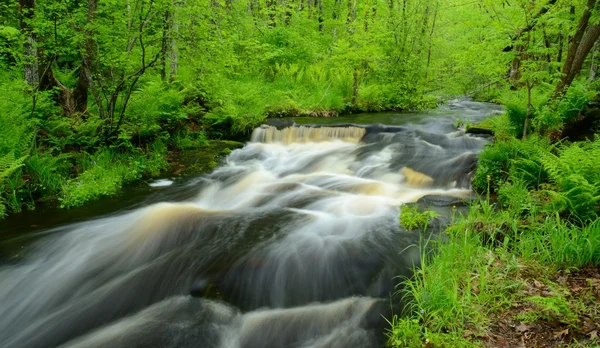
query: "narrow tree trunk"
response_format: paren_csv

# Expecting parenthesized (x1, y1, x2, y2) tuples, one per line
(590, 41, 599, 81)
(524, 82, 532, 138)
(284, 0, 294, 25)
(347, 0, 356, 24)
(317, 0, 324, 32)
(266, 0, 276, 28)
(332, 0, 340, 36)
(352, 67, 358, 107)
(424, 2, 438, 80)
(169, 10, 179, 82)
(160, 11, 169, 81)
(509, 49, 523, 87)
(556, 32, 563, 63)
(371, 0, 377, 24)
(19, 0, 38, 87)
(73, 0, 98, 114)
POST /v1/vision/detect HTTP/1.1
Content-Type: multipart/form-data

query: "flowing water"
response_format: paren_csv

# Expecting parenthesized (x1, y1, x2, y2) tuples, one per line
(0, 99, 502, 348)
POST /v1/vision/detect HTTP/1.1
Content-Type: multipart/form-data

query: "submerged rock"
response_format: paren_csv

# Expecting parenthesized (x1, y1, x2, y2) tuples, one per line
(416, 194, 472, 208)
(466, 124, 494, 136)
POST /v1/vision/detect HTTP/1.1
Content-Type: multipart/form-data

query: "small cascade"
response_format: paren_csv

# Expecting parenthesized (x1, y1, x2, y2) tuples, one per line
(0, 101, 504, 348)
(251, 125, 367, 144)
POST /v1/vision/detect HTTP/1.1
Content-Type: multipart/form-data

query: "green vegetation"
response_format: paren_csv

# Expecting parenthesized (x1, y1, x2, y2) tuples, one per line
(400, 205, 438, 231)
(1, 0, 492, 216)
(2, 0, 600, 343)
(390, 108, 600, 346)
(386, 0, 600, 340)
(2, 0, 598, 219)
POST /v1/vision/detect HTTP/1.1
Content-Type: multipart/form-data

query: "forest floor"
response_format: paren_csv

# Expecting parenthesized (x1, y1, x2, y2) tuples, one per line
(483, 266, 600, 347)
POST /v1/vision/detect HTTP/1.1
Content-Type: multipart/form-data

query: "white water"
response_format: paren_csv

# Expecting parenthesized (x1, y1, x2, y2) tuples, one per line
(0, 100, 502, 348)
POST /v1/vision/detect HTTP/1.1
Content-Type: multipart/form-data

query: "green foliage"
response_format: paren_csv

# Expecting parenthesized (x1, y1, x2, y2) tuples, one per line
(517, 294, 579, 327)
(0, 26, 20, 66)
(400, 205, 438, 231)
(60, 144, 168, 208)
(387, 317, 424, 348)
(499, 88, 549, 138)
(389, 210, 521, 346)
(472, 140, 516, 193)
(538, 139, 600, 221)
(0, 152, 28, 217)
(535, 81, 597, 132)
(518, 218, 600, 269)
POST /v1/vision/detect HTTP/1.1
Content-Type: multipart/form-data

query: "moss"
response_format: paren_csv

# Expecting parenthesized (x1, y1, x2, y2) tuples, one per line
(167, 140, 244, 177)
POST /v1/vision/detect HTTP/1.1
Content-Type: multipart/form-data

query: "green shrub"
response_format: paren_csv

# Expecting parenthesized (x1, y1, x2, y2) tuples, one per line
(499, 88, 548, 137)
(26, 152, 72, 199)
(473, 136, 549, 194)
(400, 205, 438, 230)
(534, 81, 597, 132)
(60, 144, 168, 208)
(472, 140, 517, 193)
(538, 139, 600, 221)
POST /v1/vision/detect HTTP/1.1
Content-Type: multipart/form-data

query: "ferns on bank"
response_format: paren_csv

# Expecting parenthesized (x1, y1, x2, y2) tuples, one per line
(477, 135, 600, 222)
(0, 152, 28, 217)
(538, 138, 600, 221)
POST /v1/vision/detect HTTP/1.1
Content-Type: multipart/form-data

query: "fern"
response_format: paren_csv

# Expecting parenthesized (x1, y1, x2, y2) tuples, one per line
(0, 151, 27, 182)
(538, 138, 600, 221)
(0, 151, 28, 217)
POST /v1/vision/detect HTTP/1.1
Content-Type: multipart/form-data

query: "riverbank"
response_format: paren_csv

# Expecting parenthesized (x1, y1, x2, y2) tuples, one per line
(388, 112, 600, 347)
(0, 139, 243, 220)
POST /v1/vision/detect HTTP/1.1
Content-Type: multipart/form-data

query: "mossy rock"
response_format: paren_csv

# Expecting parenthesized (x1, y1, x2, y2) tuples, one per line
(466, 124, 494, 136)
(168, 140, 244, 176)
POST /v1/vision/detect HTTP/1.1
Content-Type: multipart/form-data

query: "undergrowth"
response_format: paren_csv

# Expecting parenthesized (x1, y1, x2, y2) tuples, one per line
(389, 103, 600, 346)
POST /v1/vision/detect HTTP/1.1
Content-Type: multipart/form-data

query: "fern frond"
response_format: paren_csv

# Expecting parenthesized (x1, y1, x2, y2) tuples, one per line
(0, 151, 28, 182)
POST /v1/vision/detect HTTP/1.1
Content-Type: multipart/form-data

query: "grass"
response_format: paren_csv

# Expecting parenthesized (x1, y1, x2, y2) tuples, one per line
(389, 106, 600, 347)
(389, 201, 600, 347)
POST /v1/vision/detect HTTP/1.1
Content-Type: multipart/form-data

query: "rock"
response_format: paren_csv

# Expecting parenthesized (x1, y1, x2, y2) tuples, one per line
(401, 167, 434, 187)
(190, 278, 210, 297)
(465, 125, 494, 136)
(416, 195, 472, 208)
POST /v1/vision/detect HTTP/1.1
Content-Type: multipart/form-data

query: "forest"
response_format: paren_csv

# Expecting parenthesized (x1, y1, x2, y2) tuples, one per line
(1, 0, 600, 346)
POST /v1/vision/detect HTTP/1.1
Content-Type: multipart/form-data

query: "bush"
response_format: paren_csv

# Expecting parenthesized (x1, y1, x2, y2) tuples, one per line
(400, 205, 438, 230)
(499, 88, 549, 137)
(538, 139, 600, 221)
(60, 144, 168, 207)
(472, 140, 517, 193)
(534, 81, 597, 133)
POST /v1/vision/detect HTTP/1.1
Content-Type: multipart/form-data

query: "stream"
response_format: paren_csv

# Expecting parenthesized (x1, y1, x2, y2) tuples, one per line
(0, 99, 502, 348)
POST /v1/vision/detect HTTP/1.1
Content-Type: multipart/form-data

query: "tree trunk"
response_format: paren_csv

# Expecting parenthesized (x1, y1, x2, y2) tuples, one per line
(524, 82, 532, 138)
(19, 0, 38, 87)
(352, 67, 358, 107)
(556, 32, 563, 63)
(317, 0, 324, 32)
(590, 41, 599, 81)
(424, 2, 438, 80)
(266, 0, 276, 28)
(169, 10, 178, 82)
(160, 11, 169, 81)
(73, 0, 98, 114)
(554, 0, 597, 97)
(347, 0, 356, 24)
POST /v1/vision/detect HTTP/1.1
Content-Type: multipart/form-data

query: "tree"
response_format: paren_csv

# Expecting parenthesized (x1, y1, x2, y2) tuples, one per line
(554, 0, 600, 97)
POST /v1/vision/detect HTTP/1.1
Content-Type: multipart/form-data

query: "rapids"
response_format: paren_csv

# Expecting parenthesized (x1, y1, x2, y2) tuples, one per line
(0, 99, 502, 348)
